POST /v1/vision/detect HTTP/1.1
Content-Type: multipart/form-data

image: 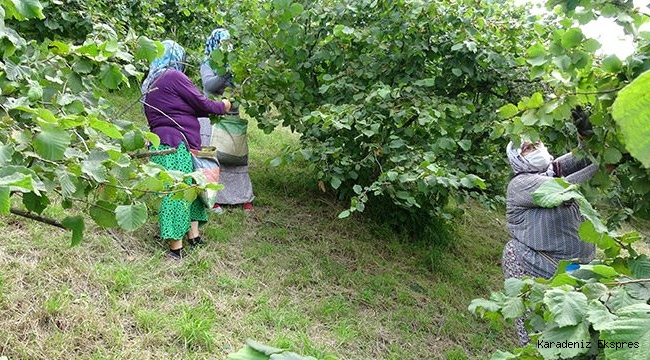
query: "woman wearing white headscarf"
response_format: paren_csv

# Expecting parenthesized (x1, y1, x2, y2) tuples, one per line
(502, 138, 597, 344)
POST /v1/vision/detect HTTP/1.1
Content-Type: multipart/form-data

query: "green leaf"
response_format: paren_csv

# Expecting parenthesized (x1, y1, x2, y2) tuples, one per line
(33, 127, 71, 161)
(468, 298, 501, 315)
(245, 339, 285, 355)
(0, 187, 9, 214)
(36, 108, 58, 123)
(501, 296, 525, 319)
(227, 345, 269, 360)
(0, 173, 34, 192)
(543, 288, 588, 327)
(11, 0, 44, 19)
(0, 144, 14, 166)
(115, 203, 148, 231)
(612, 69, 650, 168)
(489, 351, 516, 360)
(22, 191, 49, 214)
(504, 278, 526, 296)
(99, 64, 124, 89)
(289, 3, 304, 16)
(537, 321, 591, 359)
(578, 264, 618, 278)
(586, 299, 617, 331)
(89, 200, 118, 228)
(81, 160, 108, 182)
(532, 178, 581, 208)
(330, 177, 341, 189)
(48, 41, 70, 55)
(62, 215, 85, 246)
(561, 28, 583, 48)
(135, 36, 162, 62)
(629, 255, 650, 278)
(270, 352, 317, 360)
(602, 54, 623, 73)
(89, 118, 123, 139)
(143, 132, 160, 149)
(57, 170, 78, 197)
(581, 283, 608, 300)
(600, 304, 650, 359)
(578, 220, 616, 250)
(603, 148, 622, 164)
(460, 174, 486, 189)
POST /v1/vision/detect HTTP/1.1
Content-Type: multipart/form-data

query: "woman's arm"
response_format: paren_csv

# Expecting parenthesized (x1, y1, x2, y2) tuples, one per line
(553, 152, 597, 184)
(171, 71, 228, 116)
(508, 174, 554, 208)
(200, 63, 231, 96)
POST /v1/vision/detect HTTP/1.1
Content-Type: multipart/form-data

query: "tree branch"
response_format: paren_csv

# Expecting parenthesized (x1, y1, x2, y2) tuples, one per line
(130, 148, 177, 158)
(10, 207, 66, 229)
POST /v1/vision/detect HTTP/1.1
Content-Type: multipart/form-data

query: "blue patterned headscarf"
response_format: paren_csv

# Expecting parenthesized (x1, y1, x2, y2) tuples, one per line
(204, 28, 231, 57)
(141, 40, 186, 94)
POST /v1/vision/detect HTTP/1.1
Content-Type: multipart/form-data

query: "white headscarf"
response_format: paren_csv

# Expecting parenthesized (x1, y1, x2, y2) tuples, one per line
(506, 141, 555, 176)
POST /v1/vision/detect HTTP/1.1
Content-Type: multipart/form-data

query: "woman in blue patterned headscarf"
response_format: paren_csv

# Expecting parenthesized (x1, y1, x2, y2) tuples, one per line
(141, 40, 186, 95)
(140, 38, 232, 259)
(198, 27, 256, 213)
(204, 28, 232, 59)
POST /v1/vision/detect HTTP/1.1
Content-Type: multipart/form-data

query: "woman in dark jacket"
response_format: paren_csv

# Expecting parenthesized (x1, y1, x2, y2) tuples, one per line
(502, 138, 597, 344)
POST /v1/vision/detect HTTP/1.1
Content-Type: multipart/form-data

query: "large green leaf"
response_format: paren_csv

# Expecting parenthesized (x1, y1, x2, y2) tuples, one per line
(89, 200, 118, 228)
(0, 144, 13, 166)
(89, 118, 123, 139)
(99, 63, 125, 89)
(612, 69, 650, 168)
(586, 299, 617, 331)
(33, 127, 71, 161)
(561, 28, 583, 48)
(22, 191, 49, 214)
(629, 255, 650, 279)
(600, 304, 650, 360)
(135, 36, 163, 62)
(537, 321, 591, 359)
(115, 203, 148, 231)
(11, 0, 44, 19)
(62, 215, 85, 246)
(543, 288, 588, 327)
(227, 345, 269, 360)
(532, 178, 581, 207)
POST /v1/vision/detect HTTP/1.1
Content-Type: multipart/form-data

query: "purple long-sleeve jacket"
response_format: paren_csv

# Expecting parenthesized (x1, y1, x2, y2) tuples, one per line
(143, 69, 227, 150)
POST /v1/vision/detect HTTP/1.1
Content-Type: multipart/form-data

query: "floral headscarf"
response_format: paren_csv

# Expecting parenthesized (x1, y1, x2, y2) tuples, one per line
(141, 40, 186, 95)
(204, 28, 231, 57)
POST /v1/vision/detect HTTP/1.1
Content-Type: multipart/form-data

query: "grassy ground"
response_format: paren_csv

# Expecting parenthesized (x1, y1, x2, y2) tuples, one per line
(1, 89, 647, 359)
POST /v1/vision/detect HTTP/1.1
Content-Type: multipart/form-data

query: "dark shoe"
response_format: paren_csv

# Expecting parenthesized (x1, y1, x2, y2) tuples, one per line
(168, 248, 183, 260)
(188, 237, 204, 249)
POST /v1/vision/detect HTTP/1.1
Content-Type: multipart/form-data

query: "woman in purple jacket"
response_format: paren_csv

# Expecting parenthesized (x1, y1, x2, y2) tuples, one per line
(141, 40, 231, 259)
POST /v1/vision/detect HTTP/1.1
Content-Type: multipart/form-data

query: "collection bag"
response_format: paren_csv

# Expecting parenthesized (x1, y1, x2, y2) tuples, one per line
(210, 114, 249, 166)
(191, 147, 220, 208)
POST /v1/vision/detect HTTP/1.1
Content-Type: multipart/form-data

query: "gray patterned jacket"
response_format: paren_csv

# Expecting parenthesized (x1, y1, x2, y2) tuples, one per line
(506, 152, 597, 278)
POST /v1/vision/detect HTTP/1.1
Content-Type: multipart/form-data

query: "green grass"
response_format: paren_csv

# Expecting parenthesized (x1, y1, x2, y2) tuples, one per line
(5, 89, 647, 359)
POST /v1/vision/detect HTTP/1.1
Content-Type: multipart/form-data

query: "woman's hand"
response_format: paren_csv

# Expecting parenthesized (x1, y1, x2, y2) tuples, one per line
(222, 99, 232, 113)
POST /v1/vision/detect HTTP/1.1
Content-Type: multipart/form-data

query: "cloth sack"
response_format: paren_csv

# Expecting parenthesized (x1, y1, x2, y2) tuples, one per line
(210, 114, 248, 166)
(191, 147, 220, 208)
